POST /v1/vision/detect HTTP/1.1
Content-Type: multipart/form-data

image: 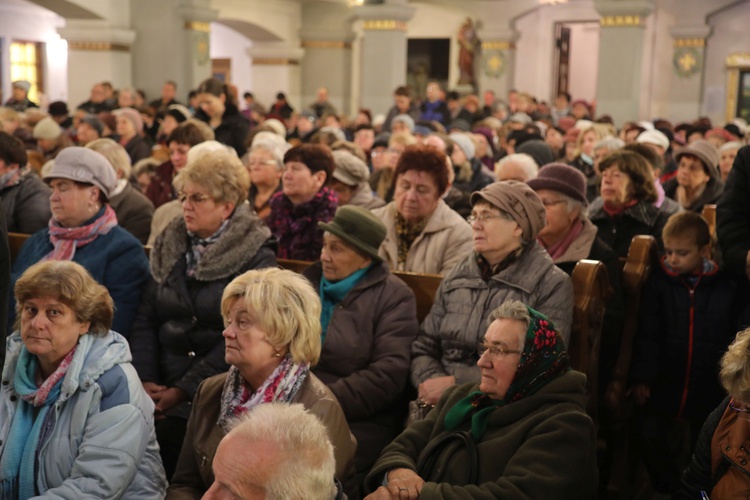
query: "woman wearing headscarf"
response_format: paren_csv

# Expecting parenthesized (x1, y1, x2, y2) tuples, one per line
(365, 300, 596, 499)
(411, 181, 572, 406)
(166, 268, 357, 499)
(9, 147, 149, 337)
(303, 205, 419, 488)
(130, 146, 276, 477)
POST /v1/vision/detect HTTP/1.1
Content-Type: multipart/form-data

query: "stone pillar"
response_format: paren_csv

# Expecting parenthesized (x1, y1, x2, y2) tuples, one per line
(476, 26, 519, 101)
(667, 25, 711, 122)
(593, 0, 655, 124)
(352, 1, 415, 116)
(246, 44, 305, 112)
(300, 37, 353, 117)
(130, 0, 217, 101)
(57, 21, 136, 107)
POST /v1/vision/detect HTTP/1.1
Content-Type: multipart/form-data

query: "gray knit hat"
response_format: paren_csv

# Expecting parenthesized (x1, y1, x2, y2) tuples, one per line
(674, 139, 720, 178)
(450, 133, 476, 160)
(332, 150, 369, 186)
(319, 205, 386, 261)
(33, 117, 62, 140)
(43, 147, 117, 199)
(12, 80, 31, 93)
(392, 114, 415, 133)
(471, 180, 546, 242)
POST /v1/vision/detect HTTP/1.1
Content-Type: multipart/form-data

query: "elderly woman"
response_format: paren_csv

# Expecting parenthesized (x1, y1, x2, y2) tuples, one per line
(86, 138, 155, 244)
(411, 181, 573, 406)
(365, 301, 597, 499)
(166, 268, 357, 499)
(0, 261, 166, 498)
(664, 140, 724, 212)
(266, 143, 338, 261)
(129, 146, 277, 478)
(372, 144, 473, 275)
(10, 147, 149, 337)
(113, 107, 151, 165)
(195, 78, 249, 157)
(302, 205, 419, 484)
(245, 132, 288, 220)
(588, 150, 670, 257)
(677, 328, 750, 498)
(331, 150, 385, 209)
(719, 140, 742, 182)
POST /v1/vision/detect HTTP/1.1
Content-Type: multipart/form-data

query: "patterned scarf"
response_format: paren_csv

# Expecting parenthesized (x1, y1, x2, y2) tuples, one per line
(395, 212, 428, 268)
(444, 306, 570, 440)
(217, 354, 309, 432)
(0, 345, 77, 499)
(319, 265, 371, 342)
(45, 205, 118, 262)
(268, 187, 338, 261)
(185, 218, 230, 278)
(474, 248, 522, 282)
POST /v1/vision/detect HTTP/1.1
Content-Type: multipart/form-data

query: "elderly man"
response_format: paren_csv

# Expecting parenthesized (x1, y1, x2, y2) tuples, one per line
(203, 403, 345, 500)
(78, 82, 115, 114)
(309, 87, 337, 119)
(4, 80, 38, 112)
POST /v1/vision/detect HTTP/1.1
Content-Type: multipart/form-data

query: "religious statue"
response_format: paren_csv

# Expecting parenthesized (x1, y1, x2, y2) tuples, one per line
(457, 18, 480, 88)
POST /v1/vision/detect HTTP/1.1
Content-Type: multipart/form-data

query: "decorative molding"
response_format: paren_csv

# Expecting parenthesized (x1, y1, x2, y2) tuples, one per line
(301, 41, 352, 50)
(673, 38, 705, 48)
(673, 47, 701, 78)
(67, 41, 130, 52)
(726, 53, 750, 68)
(482, 41, 515, 51)
(599, 15, 643, 27)
(362, 20, 407, 31)
(185, 21, 210, 33)
(252, 58, 299, 66)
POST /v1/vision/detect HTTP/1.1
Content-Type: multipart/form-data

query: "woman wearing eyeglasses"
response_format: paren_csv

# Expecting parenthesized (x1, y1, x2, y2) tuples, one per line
(365, 300, 596, 499)
(129, 146, 277, 478)
(411, 180, 572, 407)
(678, 328, 750, 499)
(244, 133, 288, 220)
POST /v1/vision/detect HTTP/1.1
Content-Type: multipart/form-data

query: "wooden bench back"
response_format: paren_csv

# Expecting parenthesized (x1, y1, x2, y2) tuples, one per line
(9, 232, 30, 264)
(701, 203, 717, 239)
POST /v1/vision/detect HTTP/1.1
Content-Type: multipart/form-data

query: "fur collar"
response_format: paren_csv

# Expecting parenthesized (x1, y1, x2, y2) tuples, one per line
(150, 202, 271, 283)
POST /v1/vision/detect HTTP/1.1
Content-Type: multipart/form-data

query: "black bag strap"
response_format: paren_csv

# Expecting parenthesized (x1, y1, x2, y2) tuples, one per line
(416, 430, 479, 485)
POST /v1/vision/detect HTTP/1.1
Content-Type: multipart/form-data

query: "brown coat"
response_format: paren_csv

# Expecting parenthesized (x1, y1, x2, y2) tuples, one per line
(166, 371, 357, 499)
(372, 200, 473, 275)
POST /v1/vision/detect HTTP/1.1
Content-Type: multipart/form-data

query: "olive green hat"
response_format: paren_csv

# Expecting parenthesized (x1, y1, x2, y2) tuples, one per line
(318, 205, 386, 261)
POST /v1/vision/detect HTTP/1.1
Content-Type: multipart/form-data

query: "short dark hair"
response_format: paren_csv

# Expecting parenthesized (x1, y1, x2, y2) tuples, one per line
(284, 144, 334, 185)
(599, 150, 658, 203)
(394, 86, 410, 98)
(0, 132, 27, 167)
(557, 92, 571, 102)
(624, 142, 664, 173)
(243, 92, 253, 99)
(354, 124, 374, 133)
(447, 91, 460, 101)
(393, 145, 449, 196)
(662, 211, 711, 248)
(167, 122, 206, 147)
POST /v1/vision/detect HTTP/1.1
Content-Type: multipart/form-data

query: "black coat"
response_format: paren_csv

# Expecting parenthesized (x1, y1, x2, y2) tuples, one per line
(0, 171, 51, 234)
(629, 260, 744, 420)
(123, 135, 152, 165)
(197, 107, 249, 157)
(717, 145, 750, 277)
(663, 176, 724, 213)
(130, 203, 276, 419)
(588, 197, 670, 257)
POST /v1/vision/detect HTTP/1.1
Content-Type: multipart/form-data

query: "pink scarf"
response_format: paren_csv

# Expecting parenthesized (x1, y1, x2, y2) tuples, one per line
(539, 219, 584, 261)
(44, 205, 118, 261)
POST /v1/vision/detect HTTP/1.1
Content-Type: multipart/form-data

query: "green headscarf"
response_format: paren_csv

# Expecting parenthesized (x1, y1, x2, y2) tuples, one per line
(444, 305, 571, 440)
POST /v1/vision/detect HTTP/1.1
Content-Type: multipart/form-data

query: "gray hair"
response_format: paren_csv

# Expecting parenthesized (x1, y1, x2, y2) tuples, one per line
(594, 136, 625, 153)
(227, 403, 337, 500)
(720, 140, 744, 154)
(558, 192, 588, 220)
(247, 139, 287, 172)
(495, 153, 538, 181)
(86, 138, 132, 179)
(488, 300, 530, 351)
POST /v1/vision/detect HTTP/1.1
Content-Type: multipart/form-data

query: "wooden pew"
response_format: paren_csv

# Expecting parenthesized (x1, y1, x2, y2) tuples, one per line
(701, 203, 716, 239)
(569, 259, 609, 427)
(9, 232, 30, 264)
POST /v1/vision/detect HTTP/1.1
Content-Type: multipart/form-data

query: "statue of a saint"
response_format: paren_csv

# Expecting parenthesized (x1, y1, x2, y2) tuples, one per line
(457, 18, 480, 88)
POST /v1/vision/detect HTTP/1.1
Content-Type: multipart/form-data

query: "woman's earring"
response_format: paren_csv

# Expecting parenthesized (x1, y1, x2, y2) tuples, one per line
(274, 349, 281, 358)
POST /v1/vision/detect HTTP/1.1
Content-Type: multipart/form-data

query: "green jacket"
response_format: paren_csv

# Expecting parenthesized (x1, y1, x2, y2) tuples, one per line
(365, 370, 597, 499)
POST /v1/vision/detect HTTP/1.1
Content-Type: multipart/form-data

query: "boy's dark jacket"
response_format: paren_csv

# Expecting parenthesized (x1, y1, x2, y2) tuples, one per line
(630, 257, 746, 420)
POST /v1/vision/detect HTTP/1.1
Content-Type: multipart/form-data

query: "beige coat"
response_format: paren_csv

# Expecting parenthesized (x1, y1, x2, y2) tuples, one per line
(372, 200, 473, 275)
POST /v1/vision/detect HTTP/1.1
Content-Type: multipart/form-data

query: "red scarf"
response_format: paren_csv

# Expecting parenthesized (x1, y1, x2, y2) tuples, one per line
(45, 205, 118, 261)
(602, 198, 638, 217)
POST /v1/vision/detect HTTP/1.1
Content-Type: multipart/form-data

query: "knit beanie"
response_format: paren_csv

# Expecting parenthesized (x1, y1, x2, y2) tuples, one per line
(527, 163, 588, 206)
(33, 117, 62, 140)
(450, 133, 476, 160)
(113, 107, 143, 133)
(471, 181, 547, 242)
(517, 139, 555, 168)
(674, 139, 720, 179)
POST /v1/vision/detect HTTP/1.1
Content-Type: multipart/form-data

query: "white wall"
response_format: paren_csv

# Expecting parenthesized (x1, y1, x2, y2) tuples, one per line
(209, 22, 253, 97)
(567, 22, 599, 105)
(0, 1, 67, 107)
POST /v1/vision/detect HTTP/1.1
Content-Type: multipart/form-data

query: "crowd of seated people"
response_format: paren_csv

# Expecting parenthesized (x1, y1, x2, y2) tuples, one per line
(2, 76, 750, 499)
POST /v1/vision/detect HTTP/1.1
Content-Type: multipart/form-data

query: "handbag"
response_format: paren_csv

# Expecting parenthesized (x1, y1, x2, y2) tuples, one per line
(407, 399, 434, 426)
(416, 430, 479, 485)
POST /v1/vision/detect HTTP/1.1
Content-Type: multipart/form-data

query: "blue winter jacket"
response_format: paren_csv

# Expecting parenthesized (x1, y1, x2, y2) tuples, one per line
(0, 331, 167, 498)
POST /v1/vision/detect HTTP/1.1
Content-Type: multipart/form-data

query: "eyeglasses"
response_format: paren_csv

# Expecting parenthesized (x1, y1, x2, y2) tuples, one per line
(540, 198, 567, 207)
(730, 399, 750, 413)
(467, 212, 510, 224)
(477, 341, 522, 358)
(177, 191, 211, 204)
(247, 159, 277, 167)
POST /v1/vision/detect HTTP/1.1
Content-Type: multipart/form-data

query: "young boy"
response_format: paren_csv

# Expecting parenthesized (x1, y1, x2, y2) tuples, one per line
(630, 211, 745, 494)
